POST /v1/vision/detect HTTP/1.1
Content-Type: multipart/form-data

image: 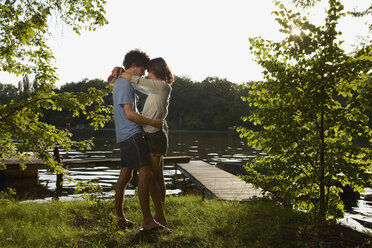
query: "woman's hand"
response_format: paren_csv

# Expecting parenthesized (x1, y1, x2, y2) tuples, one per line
(107, 66, 124, 84)
(120, 71, 133, 81)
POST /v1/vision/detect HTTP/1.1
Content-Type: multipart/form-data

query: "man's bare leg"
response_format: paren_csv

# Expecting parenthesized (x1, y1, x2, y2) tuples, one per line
(149, 156, 167, 226)
(115, 167, 134, 227)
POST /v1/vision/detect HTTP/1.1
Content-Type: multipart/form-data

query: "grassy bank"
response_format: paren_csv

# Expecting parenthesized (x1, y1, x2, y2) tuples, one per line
(0, 195, 371, 248)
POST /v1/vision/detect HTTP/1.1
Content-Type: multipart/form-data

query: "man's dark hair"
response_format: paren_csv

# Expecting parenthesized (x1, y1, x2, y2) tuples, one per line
(123, 49, 150, 69)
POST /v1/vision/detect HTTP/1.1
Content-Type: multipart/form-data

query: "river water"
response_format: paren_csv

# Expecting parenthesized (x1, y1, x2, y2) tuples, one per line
(36, 130, 258, 200)
(2, 130, 371, 232)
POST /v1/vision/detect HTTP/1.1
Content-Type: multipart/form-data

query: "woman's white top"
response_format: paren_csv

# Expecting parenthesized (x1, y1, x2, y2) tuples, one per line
(131, 75, 172, 133)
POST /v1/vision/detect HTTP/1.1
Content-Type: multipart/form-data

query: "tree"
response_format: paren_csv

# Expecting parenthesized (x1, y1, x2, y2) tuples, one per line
(167, 76, 252, 130)
(0, 83, 18, 104)
(22, 75, 30, 95)
(44, 78, 113, 129)
(237, 0, 372, 219)
(291, 0, 372, 32)
(0, 0, 111, 173)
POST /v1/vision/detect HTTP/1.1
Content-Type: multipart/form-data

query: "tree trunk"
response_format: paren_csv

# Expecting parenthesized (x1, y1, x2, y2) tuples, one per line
(319, 90, 326, 219)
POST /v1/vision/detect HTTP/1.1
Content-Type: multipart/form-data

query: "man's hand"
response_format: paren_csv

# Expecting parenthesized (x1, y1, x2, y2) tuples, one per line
(151, 118, 164, 129)
(124, 104, 164, 129)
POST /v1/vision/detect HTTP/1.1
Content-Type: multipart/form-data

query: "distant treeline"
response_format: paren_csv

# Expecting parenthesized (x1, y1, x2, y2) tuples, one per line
(0, 76, 256, 131)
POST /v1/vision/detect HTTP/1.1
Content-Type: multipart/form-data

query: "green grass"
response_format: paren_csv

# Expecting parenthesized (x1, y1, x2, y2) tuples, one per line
(0, 195, 371, 247)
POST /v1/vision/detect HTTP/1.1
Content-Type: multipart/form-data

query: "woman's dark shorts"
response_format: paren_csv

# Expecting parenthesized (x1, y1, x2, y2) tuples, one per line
(144, 130, 168, 156)
(119, 132, 150, 169)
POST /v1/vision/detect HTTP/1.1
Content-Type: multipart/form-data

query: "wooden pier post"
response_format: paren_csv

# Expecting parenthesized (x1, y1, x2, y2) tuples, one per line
(53, 147, 63, 197)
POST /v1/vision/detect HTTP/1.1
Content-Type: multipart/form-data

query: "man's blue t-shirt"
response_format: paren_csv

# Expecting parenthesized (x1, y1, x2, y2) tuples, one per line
(113, 77, 142, 143)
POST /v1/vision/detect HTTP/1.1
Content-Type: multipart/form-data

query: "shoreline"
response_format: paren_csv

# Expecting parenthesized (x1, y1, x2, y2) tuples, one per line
(58, 126, 237, 134)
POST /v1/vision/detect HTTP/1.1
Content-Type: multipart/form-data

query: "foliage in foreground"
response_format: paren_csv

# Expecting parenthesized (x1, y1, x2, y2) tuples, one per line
(0, 195, 371, 248)
(0, 0, 112, 174)
(237, 0, 372, 219)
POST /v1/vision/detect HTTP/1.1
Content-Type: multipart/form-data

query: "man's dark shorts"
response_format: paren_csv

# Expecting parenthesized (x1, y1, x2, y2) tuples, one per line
(144, 130, 168, 156)
(119, 132, 150, 169)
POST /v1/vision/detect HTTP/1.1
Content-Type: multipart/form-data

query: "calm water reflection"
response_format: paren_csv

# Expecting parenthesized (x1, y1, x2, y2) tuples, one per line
(64, 130, 259, 164)
(30, 130, 258, 201)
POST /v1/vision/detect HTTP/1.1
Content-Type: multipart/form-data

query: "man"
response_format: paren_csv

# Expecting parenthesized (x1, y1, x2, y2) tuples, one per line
(112, 49, 167, 231)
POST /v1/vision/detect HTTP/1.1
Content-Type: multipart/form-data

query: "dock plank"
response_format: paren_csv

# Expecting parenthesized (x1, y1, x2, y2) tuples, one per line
(176, 160, 264, 201)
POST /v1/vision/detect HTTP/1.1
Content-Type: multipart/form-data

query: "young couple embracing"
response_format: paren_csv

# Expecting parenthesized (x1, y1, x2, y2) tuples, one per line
(108, 49, 173, 233)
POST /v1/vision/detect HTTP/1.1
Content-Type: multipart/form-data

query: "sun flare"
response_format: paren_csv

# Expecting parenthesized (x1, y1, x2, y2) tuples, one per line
(291, 27, 302, 36)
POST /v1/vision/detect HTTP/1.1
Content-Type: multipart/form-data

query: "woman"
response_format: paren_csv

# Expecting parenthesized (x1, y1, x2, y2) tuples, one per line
(111, 57, 173, 226)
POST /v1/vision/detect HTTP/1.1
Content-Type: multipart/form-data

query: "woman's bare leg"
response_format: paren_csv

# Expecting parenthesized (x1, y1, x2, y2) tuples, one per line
(137, 165, 162, 230)
(149, 155, 167, 226)
(156, 156, 166, 204)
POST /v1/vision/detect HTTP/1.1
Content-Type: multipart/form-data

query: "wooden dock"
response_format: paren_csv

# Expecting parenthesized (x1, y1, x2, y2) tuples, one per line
(2, 156, 191, 170)
(1, 156, 191, 188)
(176, 160, 264, 201)
(2, 157, 265, 201)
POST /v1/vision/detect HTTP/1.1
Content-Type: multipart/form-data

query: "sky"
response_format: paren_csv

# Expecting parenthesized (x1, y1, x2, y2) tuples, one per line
(0, 0, 370, 87)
